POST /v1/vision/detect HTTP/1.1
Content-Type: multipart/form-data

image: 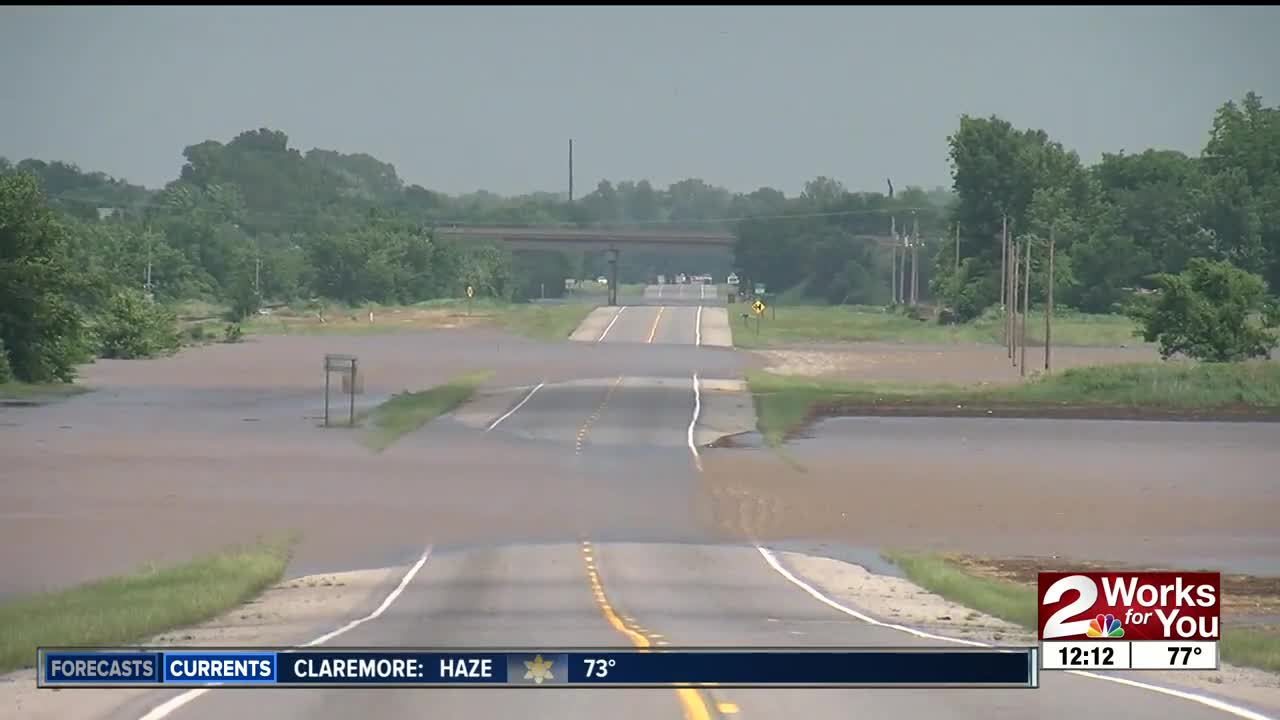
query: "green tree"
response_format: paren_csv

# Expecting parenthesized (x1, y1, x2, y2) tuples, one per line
(0, 171, 92, 382)
(94, 287, 181, 359)
(1128, 258, 1279, 362)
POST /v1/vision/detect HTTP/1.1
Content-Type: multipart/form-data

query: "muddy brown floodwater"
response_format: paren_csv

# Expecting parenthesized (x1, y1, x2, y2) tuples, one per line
(0, 330, 752, 599)
(698, 415, 1280, 576)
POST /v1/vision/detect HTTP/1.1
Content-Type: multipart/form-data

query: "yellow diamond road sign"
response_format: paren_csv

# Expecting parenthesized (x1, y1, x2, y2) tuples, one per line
(752, 299, 765, 315)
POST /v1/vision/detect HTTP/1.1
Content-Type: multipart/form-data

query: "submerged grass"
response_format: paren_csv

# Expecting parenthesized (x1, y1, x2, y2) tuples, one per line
(747, 361, 1280, 444)
(362, 372, 492, 452)
(0, 540, 292, 674)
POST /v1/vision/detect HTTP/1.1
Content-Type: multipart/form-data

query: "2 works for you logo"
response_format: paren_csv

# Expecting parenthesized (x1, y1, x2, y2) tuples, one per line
(1037, 571, 1220, 642)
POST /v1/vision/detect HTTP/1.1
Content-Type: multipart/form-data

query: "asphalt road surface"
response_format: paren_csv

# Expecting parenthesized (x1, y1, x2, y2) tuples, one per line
(104, 287, 1268, 720)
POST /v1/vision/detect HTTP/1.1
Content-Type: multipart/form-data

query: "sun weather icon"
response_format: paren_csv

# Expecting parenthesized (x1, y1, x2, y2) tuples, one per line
(523, 654, 555, 684)
(1086, 613, 1125, 638)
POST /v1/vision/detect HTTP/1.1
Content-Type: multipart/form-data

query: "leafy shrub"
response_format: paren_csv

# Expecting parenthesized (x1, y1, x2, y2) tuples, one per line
(1127, 258, 1279, 362)
(95, 288, 181, 360)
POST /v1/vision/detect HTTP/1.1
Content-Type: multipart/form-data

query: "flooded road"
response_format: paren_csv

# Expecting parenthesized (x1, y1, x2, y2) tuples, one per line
(700, 415, 1280, 575)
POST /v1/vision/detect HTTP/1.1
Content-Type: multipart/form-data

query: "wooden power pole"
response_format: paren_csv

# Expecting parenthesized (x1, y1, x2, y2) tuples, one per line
(890, 216, 897, 304)
(911, 213, 920, 306)
(1009, 238, 1018, 365)
(1045, 227, 1055, 372)
(1020, 236, 1030, 377)
(1000, 215, 1008, 308)
(899, 229, 907, 305)
(954, 222, 960, 273)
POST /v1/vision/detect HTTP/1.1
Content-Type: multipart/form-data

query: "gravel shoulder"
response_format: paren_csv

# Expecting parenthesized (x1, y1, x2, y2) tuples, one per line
(1, 566, 403, 720)
(775, 550, 1280, 715)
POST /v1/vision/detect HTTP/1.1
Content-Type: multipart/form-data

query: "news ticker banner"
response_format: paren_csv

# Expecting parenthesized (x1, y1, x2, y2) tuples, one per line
(39, 647, 1039, 689)
(1038, 571, 1221, 671)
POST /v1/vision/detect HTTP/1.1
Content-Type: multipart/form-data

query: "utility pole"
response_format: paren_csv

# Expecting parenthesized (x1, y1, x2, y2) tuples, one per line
(999, 215, 1007, 308)
(911, 212, 919, 306)
(1021, 236, 1030, 377)
(568, 139, 574, 204)
(954, 222, 960, 273)
(890, 216, 897, 305)
(1010, 238, 1018, 365)
(900, 233, 909, 305)
(1045, 227, 1055, 372)
(145, 230, 153, 295)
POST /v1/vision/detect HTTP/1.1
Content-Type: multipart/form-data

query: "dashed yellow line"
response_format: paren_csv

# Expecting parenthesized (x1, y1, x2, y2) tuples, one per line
(646, 306, 666, 343)
(580, 541, 713, 720)
(575, 377, 623, 456)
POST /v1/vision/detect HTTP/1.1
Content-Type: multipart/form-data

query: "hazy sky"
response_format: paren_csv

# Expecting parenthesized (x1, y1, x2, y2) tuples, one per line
(3, 6, 1277, 196)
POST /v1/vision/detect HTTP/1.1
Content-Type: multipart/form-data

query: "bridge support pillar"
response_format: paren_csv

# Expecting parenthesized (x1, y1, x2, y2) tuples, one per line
(607, 247, 619, 306)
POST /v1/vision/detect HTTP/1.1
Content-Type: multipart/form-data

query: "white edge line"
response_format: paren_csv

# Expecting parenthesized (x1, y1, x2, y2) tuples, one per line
(598, 306, 625, 342)
(137, 547, 433, 720)
(755, 546, 1275, 720)
(485, 383, 544, 431)
(687, 373, 702, 471)
(695, 305, 703, 347)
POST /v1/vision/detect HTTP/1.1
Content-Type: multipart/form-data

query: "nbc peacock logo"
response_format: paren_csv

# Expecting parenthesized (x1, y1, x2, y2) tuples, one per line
(1086, 613, 1125, 638)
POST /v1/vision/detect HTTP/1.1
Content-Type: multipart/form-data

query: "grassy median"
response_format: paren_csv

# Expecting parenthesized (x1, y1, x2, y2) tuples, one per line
(0, 541, 291, 674)
(747, 361, 1280, 444)
(884, 550, 1280, 674)
(242, 299, 597, 342)
(490, 303, 598, 341)
(363, 371, 492, 452)
(730, 304, 1140, 348)
(0, 382, 90, 402)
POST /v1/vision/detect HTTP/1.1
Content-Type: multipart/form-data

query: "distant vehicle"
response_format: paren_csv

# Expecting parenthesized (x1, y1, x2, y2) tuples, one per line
(727, 273, 740, 286)
(596, 276, 608, 285)
(676, 273, 688, 284)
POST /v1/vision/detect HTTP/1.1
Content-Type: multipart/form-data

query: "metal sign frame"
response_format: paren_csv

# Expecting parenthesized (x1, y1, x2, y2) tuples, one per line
(323, 354, 358, 428)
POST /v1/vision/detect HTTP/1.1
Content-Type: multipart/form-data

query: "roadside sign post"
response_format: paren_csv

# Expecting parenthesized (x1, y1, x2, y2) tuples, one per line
(466, 285, 475, 316)
(752, 299, 766, 339)
(323, 354, 358, 428)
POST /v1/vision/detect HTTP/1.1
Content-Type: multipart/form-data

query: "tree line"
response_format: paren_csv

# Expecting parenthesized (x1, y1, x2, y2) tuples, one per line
(4, 91, 1276, 381)
(935, 91, 1280, 321)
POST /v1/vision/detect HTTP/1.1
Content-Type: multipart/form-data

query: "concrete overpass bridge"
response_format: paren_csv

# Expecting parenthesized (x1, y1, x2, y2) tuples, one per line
(435, 225, 908, 304)
(435, 225, 737, 252)
(436, 226, 737, 304)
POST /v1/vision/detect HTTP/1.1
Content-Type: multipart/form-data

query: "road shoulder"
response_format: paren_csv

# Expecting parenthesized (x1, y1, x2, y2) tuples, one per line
(2, 566, 404, 720)
(772, 550, 1280, 716)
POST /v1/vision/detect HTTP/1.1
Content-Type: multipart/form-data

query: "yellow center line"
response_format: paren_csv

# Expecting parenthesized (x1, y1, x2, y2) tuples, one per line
(580, 541, 713, 720)
(646, 306, 666, 343)
(574, 377, 623, 455)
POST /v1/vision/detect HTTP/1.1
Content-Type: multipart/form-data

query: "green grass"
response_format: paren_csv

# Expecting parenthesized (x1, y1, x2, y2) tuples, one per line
(883, 551, 1039, 629)
(0, 381, 91, 401)
(491, 303, 599, 341)
(730, 304, 1141, 348)
(747, 361, 1280, 444)
(363, 371, 492, 452)
(1219, 628, 1280, 674)
(172, 299, 230, 322)
(0, 540, 291, 673)
(886, 550, 1280, 673)
(241, 299, 598, 341)
(571, 282, 647, 297)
